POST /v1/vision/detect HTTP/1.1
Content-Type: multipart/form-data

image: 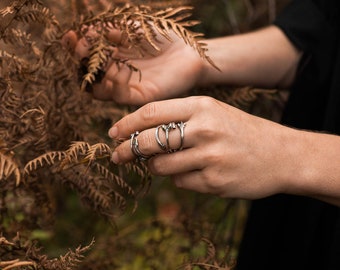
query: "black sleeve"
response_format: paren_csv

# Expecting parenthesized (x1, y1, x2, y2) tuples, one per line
(272, 0, 340, 132)
(273, 0, 339, 53)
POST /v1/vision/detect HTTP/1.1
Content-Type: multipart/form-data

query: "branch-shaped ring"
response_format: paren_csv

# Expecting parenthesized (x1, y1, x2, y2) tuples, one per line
(130, 131, 151, 162)
(155, 122, 186, 153)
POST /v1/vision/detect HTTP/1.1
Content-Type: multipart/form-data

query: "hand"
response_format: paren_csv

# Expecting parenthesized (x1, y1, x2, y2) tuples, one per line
(108, 96, 298, 199)
(62, 28, 204, 105)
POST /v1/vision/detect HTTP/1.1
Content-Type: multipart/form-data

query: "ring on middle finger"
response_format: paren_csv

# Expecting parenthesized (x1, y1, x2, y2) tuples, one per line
(155, 122, 186, 153)
(155, 124, 167, 151)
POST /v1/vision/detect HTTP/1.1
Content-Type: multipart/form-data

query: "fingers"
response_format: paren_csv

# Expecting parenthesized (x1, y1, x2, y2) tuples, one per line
(91, 62, 132, 101)
(91, 60, 154, 104)
(65, 26, 139, 61)
(109, 97, 197, 139)
(149, 149, 204, 175)
(171, 171, 214, 195)
(112, 121, 194, 163)
(172, 169, 232, 198)
(114, 144, 204, 177)
(61, 31, 78, 52)
(106, 26, 123, 44)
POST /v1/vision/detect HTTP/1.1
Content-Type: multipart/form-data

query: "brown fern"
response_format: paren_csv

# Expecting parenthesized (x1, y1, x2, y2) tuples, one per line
(24, 151, 66, 173)
(0, 152, 20, 186)
(0, 234, 94, 270)
(24, 141, 150, 221)
(77, 4, 218, 91)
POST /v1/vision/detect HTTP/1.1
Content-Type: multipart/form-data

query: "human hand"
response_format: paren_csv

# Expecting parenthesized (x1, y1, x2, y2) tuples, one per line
(62, 27, 204, 105)
(108, 96, 298, 199)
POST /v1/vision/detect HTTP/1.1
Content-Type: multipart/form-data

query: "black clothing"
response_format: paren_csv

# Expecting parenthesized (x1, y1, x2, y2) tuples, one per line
(237, 1, 340, 269)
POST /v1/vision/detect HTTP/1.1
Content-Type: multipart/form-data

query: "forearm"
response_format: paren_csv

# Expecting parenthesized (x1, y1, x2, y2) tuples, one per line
(197, 25, 302, 89)
(281, 128, 340, 206)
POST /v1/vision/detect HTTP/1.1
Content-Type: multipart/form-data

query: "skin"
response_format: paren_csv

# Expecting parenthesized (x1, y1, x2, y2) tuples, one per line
(66, 25, 340, 205)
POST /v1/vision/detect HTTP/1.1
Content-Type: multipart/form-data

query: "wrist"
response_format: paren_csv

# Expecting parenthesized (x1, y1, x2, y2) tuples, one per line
(195, 38, 225, 88)
(281, 129, 340, 202)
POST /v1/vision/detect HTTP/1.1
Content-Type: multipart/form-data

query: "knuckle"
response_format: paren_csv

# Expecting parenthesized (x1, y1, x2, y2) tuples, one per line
(201, 170, 221, 192)
(193, 122, 216, 141)
(140, 102, 157, 122)
(185, 96, 214, 113)
(195, 96, 216, 110)
(148, 158, 167, 175)
(204, 149, 221, 164)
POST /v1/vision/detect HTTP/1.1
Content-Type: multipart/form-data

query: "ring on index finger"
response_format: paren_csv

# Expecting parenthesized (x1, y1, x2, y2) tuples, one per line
(130, 131, 151, 162)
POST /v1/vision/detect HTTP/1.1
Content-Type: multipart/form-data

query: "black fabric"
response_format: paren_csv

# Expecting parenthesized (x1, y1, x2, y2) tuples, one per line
(236, 1, 340, 269)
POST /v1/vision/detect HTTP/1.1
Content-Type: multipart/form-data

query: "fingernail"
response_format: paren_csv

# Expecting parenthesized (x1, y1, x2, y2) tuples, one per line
(111, 151, 120, 164)
(108, 126, 118, 138)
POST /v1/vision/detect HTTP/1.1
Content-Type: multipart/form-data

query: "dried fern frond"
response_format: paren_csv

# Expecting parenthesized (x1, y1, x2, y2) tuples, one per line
(58, 168, 130, 222)
(92, 162, 135, 197)
(136, 0, 193, 10)
(227, 88, 278, 109)
(0, 1, 33, 37)
(0, 0, 42, 17)
(0, 259, 36, 270)
(0, 234, 94, 270)
(44, 239, 95, 269)
(15, 4, 60, 39)
(125, 161, 152, 196)
(20, 107, 50, 150)
(81, 35, 113, 91)
(151, 6, 218, 68)
(77, 3, 218, 91)
(24, 151, 66, 174)
(24, 141, 150, 221)
(1, 28, 39, 55)
(0, 152, 21, 186)
(85, 142, 113, 163)
(0, 50, 28, 74)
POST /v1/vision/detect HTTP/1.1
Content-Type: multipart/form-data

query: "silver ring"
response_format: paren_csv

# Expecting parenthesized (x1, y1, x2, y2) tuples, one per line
(155, 122, 186, 153)
(177, 121, 186, 151)
(155, 125, 167, 151)
(165, 122, 177, 153)
(130, 131, 150, 162)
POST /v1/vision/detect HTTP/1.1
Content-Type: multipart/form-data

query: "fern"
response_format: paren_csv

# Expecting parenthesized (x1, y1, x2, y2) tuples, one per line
(77, 4, 218, 91)
(0, 234, 94, 270)
(85, 142, 113, 163)
(24, 151, 66, 173)
(23, 141, 150, 221)
(151, 6, 218, 68)
(91, 162, 134, 195)
(0, 152, 20, 186)
(81, 35, 113, 91)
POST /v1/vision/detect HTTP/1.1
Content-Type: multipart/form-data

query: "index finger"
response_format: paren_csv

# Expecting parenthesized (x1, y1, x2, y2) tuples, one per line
(108, 97, 197, 139)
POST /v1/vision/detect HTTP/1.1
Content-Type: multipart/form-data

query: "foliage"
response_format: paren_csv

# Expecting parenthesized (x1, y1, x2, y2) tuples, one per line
(76, 4, 218, 91)
(0, 233, 94, 270)
(0, 0, 288, 269)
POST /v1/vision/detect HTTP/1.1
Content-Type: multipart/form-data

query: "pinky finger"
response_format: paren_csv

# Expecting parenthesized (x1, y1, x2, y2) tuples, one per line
(171, 170, 212, 195)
